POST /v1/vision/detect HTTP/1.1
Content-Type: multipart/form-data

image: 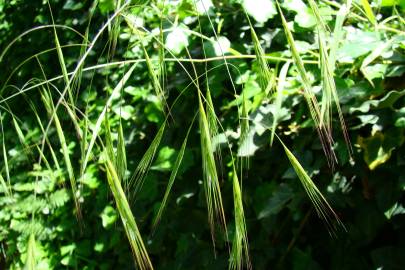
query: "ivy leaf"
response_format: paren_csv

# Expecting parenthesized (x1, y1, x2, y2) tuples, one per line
(113, 105, 135, 120)
(63, 0, 83, 10)
(224, 75, 261, 109)
(354, 114, 379, 129)
(258, 183, 294, 219)
(283, 0, 332, 28)
(395, 108, 405, 127)
(151, 146, 177, 172)
(237, 128, 260, 157)
(195, 0, 214, 15)
(362, 64, 388, 83)
(100, 206, 118, 229)
(243, 0, 277, 23)
(211, 36, 231, 56)
(337, 27, 382, 63)
(293, 7, 329, 28)
(350, 90, 405, 113)
(358, 129, 404, 170)
(166, 25, 190, 55)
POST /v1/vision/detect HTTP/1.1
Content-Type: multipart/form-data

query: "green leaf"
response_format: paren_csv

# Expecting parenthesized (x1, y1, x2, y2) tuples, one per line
(362, 64, 388, 82)
(63, 0, 83, 10)
(395, 108, 405, 127)
(23, 234, 36, 270)
(237, 128, 259, 157)
(48, 189, 70, 208)
(358, 130, 404, 170)
(166, 25, 190, 55)
(243, 0, 277, 23)
(380, 0, 401, 7)
(278, 137, 343, 232)
(350, 90, 405, 113)
(224, 75, 261, 109)
(151, 146, 177, 172)
(356, 114, 379, 128)
(194, 0, 215, 15)
(283, 0, 332, 28)
(80, 165, 100, 189)
(258, 183, 294, 219)
(145, 102, 163, 123)
(271, 61, 290, 145)
(100, 205, 118, 229)
(113, 105, 135, 120)
(292, 248, 322, 270)
(99, 0, 115, 14)
(210, 36, 231, 56)
(384, 203, 405, 219)
(337, 27, 382, 63)
(360, 0, 376, 24)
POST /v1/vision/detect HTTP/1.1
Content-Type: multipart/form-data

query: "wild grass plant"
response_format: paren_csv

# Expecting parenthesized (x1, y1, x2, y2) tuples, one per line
(0, 0, 404, 269)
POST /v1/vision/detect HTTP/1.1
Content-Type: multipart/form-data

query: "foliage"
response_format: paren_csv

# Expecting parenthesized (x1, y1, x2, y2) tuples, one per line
(0, 0, 405, 269)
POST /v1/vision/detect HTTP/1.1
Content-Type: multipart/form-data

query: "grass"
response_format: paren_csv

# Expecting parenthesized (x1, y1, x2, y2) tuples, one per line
(0, 0, 384, 268)
(0, 112, 11, 196)
(198, 90, 228, 243)
(152, 115, 195, 231)
(278, 136, 344, 234)
(40, 88, 81, 219)
(128, 120, 166, 196)
(81, 63, 137, 183)
(105, 158, 153, 270)
(229, 169, 250, 270)
(23, 234, 36, 270)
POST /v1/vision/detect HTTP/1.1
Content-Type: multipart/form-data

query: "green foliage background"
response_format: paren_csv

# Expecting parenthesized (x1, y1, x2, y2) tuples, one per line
(0, 0, 405, 269)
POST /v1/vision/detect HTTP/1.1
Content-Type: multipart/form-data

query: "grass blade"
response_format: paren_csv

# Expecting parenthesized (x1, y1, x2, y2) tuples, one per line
(23, 234, 36, 270)
(12, 116, 34, 162)
(360, 0, 376, 24)
(143, 46, 168, 111)
(125, 17, 168, 113)
(329, 0, 352, 71)
(206, 87, 219, 140)
(276, 2, 336, 166)
(307, 0, 353, 156)
(48, 4, 82, 137)
(25, 94, 62, 172)
(270, 61, 290, 146)
(0, 173, 9, 196)
(54, 29, 75, 108)
(245, 13, 275, 95)
(276, 2, 318, 109)
(278, 137, 344, 234)
(117, 121, 127, 182)
(104, 112, 116, 165)
(198, 92, 227, 244)
(41, 89, 81, 219)
(152, 119, 194, 231)
(229, 170, 250, 270)
(81, 64, 136, 179)
(105, 158, 153, 270)
(128, 121, 166, 195)
(0, 112, 11, 196)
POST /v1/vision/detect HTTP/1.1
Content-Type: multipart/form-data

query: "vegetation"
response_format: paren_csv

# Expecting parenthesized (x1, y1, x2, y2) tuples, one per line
(0, 0, 404, 269)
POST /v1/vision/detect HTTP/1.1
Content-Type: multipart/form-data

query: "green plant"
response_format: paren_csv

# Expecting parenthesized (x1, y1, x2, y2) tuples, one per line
(1, 0, 404, 269)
